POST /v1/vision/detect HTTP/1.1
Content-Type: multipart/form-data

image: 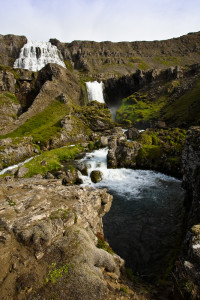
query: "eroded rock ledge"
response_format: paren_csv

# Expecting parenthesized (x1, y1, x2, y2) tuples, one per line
(0, 178, 128, 300)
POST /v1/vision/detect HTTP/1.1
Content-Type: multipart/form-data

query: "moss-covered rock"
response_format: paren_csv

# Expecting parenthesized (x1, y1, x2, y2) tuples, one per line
(135, 128, 186, 177)
(90, 170, 103, 183)
(79, 101, 115, 132)
(107, 127, 186, 178)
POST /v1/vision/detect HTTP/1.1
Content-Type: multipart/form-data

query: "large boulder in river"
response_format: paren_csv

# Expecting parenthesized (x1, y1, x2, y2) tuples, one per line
(62, 167, 81, 185)
(90, 170, 103, 183)
(107, 128, 142, 168)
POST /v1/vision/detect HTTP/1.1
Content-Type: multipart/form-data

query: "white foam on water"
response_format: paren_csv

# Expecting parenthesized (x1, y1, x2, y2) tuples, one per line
(13, 40, 66, 72)
(86, 81, 105, 103)
(80, 148, 181, 201)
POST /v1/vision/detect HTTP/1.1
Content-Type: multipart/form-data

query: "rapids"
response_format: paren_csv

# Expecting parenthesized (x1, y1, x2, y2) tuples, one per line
(80, 148, 185, 278)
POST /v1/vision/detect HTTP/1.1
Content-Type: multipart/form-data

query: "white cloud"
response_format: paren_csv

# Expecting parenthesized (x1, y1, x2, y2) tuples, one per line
(0, 0, 199, 42)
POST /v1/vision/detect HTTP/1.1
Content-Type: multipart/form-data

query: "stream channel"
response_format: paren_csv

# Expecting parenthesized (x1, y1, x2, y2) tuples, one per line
(80, 148, 185, 279)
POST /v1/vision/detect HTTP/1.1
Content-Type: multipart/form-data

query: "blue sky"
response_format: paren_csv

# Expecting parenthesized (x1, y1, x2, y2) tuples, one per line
(0, 0, 199, 42)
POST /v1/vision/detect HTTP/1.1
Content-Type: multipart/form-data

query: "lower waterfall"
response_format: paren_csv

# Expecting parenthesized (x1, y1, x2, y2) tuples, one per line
(86, 81, 105, 103)
(80, 148, 185, 279)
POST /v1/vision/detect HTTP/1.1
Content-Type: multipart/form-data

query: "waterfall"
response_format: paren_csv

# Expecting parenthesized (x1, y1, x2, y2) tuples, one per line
(86, 81, 105, 103)
(13, 40, 66, 72)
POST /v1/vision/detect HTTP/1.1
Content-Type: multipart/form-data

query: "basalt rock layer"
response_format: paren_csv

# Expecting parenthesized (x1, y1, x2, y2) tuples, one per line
(50, 31, 200, 79)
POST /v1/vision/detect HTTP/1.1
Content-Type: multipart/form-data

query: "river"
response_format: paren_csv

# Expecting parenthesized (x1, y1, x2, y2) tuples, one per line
(80, 148, 185, 279)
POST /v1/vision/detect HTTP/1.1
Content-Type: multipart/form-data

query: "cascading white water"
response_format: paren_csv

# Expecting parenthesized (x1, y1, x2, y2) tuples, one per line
(86, 81, 105, 103)
(80, 148, 181, 197)
(13, 40, 66, 72)
(79, 148, 185, 277)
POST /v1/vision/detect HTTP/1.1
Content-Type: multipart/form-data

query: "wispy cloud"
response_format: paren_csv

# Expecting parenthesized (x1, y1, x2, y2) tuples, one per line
(0, 0, 199, 42)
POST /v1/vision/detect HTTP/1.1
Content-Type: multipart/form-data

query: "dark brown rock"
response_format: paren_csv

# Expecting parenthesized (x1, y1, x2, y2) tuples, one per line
(125, 127, 140, 140)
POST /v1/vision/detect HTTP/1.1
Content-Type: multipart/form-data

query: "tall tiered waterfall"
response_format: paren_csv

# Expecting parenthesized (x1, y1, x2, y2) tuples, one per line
(13, 40, 66, 72)
(86, 81, 105, 103)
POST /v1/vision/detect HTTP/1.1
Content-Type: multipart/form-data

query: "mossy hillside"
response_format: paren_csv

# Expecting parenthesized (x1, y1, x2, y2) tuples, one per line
(116, 92, 166, 125)
(135, 128, 186, 177)
(1, 99, 72, 148)
(153, 56, 182, 67)
(162, 78, 200, 127)
(0, 64, 20, 80)
(0, 92, 19, 105)
(116, 76, 200, 128)
(128, 57, 149, 70)
(1, 98, 114, 149)
(23, 145, 84, 177)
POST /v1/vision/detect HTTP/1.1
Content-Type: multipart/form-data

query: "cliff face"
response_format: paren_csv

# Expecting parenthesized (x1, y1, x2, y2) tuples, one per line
(0, 63, 83, 135)
(106, 64, 200, 128)
(1, 32, 200, 79)
(172, 127, 200, 299)
(50, 31, 200, 78)
(0, 34, 27, 66)
(182, 127, 200, 225)
(0, 177, 124, 300)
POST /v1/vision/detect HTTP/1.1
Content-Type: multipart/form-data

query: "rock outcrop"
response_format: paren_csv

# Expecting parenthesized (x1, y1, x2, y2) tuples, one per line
(107, 127, 142, 168)
(0, 137, 38, 171)
(107, 128, 185, 178)
(0, 34, 27, 66)
(125, 127, 140, 140)
(0, 69, 16, 92)
(0, 177, 128, 300)
(1, 63, 82, 135)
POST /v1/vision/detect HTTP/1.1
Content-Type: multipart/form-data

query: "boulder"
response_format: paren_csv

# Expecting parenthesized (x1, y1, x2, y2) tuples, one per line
(100, 136, 108, 147)
(125, 127, 140, 140)
(76, 162, 88, 176)
(16, 167, 29, 178)
(45, 172, 54, 179)
(90, 170, 103, 183)
(54, 170, 66, 179)
(62, 168, 80, 185)
(0, 70, 16, 93)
